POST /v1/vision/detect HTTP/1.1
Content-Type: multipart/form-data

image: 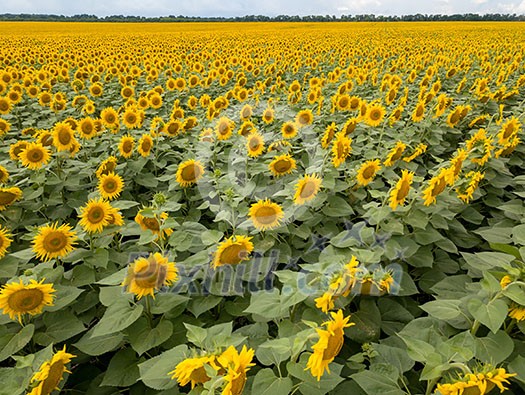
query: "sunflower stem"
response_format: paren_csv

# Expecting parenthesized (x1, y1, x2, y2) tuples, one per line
(144, 296, 153, 328)
(425, 377, 439, 395)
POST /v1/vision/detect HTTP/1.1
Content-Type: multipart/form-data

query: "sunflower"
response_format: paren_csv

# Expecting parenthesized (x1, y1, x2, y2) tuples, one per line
(403, 143, 427, 163)
(335, 94, 351, 111)
(0, 186, 23, 210)
(199, 128, 215, 143)
(411, 101, 426, 122)
(118, 135, 135, 158)
(306, 310, 353, 381)
(137, 134, 154, 157)
(19, 142, 51, 170)
(78, 198, 113, 233)
(77, 117, 97, 139)
(436, 366, 515, 395)
(446, 107, 462, 128)
(321, 122, 337, 148)
(122, 252, 178, 299)
(495, 136, 520, 158)
(215, 117, 234, 140)
(0, 165, 8, 184)
(509, 302, 525, 321)
(240, 104, 253, 120)
(0, 118, 10, 136)
(0, 96, 12, 114)
(281, 121, 298, 139)
(446, 148, 468, 185)
(32, 222, 77, 262)
(331, 132, 352, 168)
(98, 172, 124, 200)
(341, 118, 358, 136)
(262, 107, 274, 124)
(246, 133, 265, 158)
(293, 174, 322, 205)
(389, 170, 414, 210)
(176, 159, 205, 187)
(121, 85, 135, 99)
(0, 279, 55, 322)
(28, 346, 76, 395)
(498, 117, 521, 145)
(52, 122, 76, 152)
(0, 225, 13, 259)
(100, 107, 119, 130)
(422, 168, 451, 206)
(356, 159, 381, 186)
(364, 103, 385, 127)
(213, 235, 254, 268)
(238, 121, 256, 137)
(122, 108, 141, 129)
(218, 346, 255, 395)
(456, 171, 484, 203)
(268, 154, 297, 177)
(296, 109, 314, 127)
(249, 199, 284, 231)
(384, 141, 407, 167)
(164, 120, 181, 137)
(96, 156, 118, 179)
(135, 210, 173, 239)
(169, 355, 219, 389)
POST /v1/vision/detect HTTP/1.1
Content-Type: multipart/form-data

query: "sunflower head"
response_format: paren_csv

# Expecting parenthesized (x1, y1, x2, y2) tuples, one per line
(281, 121, 298, 139)
(213, 235, 254, 268)
(356, 159, 381, 186)
(0, 279, 55, 322)
(19, 142, 51, 170)
(248, 199, 284, 231)
(32, 222, 77, 262)
(98, 172, 124, 200)
(169, 355, 219, 389)
(389, 170, 414, 210)
(296, 109, 314, 127)
(215, 117, 234, 140)
(118, 135, 135, 158)
(122, 252, 178, 299)
(78, 198, 113, 233)
(29, 345, 76, 394)
(176, 159, 205, 187)
(268, 154, 297, 177)
(0, 186, 23, 210)
(0, 225, 13, 259)
(246, 133, 265, 158)
(293, 174, 322, 205)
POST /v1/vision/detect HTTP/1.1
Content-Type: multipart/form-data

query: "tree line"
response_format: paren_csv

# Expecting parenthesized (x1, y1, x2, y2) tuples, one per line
(0, 13, 524, 22)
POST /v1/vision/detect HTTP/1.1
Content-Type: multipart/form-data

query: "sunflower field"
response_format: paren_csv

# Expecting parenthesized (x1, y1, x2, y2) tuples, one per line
(0, 20, 525, 395)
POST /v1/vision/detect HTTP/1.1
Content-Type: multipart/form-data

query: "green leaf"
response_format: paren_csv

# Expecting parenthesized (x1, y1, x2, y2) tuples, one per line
(138, 345, 187, 390)
(345, 299, 381, 343)
(352, 369, 405, 395)
(187, 295, 222, 318)
(508, 355, 525, 383)
(443, 331, 476, 362)
(245, 289, 283, 321)
(129, 318, 173, 356)
(372, 343, 414, 374)
(512, 224, 525, 245)
(475, 330, 514, 364)
(200, 230, 223, 246)
(33, 311, 85, 345)
(0, 367, 31, 395)
(503, 283, 525, 305)
(420, 353, 448, 381)
(461, 252, 515, 271)
(92, 299, 144, 337)
(420, 300, 462, 320)
(111, 200, 140, 210)
(0, 325, 34, 362)
(101, 348, 140, 387)
(0, 256, 18, 278)
(150, 293, 189, 314)
(45, 285, 84, 311)
(467, 298, 508, 334)
(256, 338, 292, 366)
(287, 354, 344, 395)
(74, 328, 124, 356)
(251, 369, 293, 395)
(398, 335, 435, 362)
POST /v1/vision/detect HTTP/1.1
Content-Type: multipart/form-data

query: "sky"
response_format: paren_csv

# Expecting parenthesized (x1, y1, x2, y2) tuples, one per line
(2, 0, 525, 17)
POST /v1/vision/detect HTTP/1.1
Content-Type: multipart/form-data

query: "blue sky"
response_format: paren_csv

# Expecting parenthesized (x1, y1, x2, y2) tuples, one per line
(2, 0, 525, 17)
